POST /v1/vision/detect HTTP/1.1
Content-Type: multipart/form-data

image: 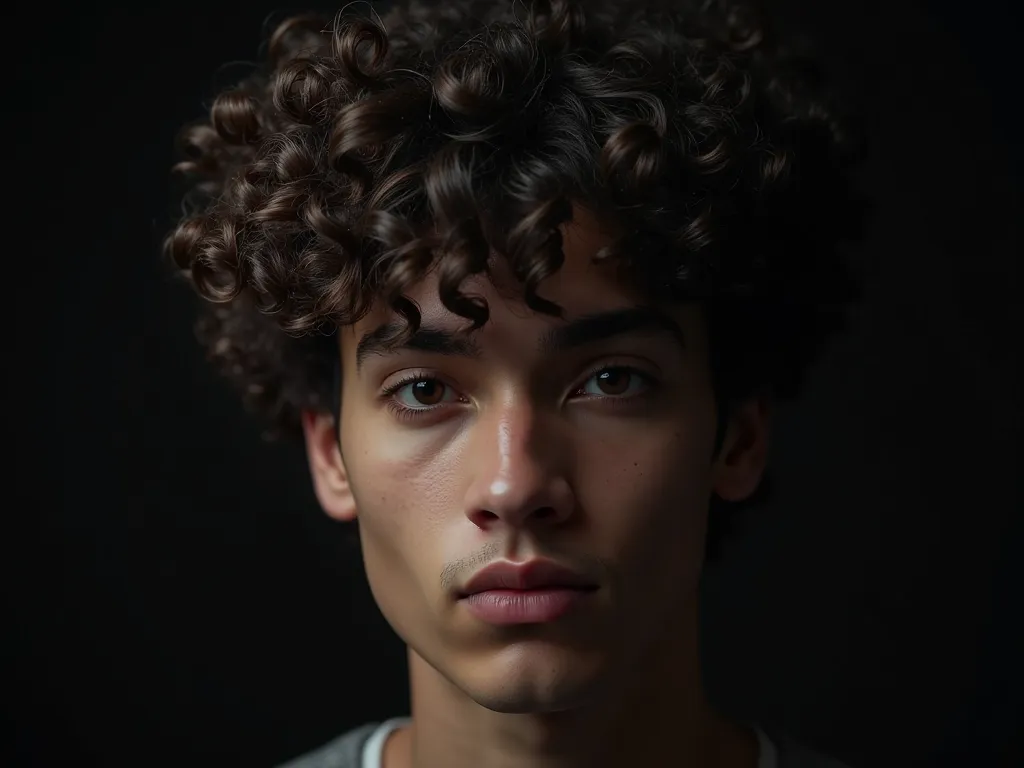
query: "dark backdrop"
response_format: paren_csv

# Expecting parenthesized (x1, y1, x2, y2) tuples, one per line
(11, 1, 1022, 766)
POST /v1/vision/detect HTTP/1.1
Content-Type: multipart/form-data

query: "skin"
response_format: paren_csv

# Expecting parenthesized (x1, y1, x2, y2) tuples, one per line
(303, 205, 771, 768)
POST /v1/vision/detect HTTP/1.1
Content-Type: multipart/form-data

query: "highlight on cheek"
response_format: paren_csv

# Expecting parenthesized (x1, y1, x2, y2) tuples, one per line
(379, 363, 663, 424)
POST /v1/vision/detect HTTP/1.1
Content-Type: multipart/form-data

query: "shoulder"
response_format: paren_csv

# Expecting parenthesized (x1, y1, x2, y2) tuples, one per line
(275, 722, 380, 768)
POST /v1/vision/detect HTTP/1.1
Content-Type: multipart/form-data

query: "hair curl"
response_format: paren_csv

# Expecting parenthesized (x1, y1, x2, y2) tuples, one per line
(164, 0, 866, 551)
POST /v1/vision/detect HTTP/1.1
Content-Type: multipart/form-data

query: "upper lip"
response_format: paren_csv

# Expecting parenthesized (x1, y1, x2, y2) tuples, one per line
(459, 559, 597, 597)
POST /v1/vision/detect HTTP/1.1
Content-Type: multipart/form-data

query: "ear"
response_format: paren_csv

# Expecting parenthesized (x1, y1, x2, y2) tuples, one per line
(301, 409, 357, 522)
(711, 396, 772, 503)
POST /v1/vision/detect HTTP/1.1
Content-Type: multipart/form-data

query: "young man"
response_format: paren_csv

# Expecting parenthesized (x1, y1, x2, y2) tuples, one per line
(165, 1, 864, 766)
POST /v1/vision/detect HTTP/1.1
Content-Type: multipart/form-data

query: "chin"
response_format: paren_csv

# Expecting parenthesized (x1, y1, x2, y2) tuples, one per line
(471, 689, 590, 715)
(457, 642, 608, 714)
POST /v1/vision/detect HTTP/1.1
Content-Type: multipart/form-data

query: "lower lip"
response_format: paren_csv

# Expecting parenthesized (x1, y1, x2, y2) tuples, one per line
(461, 588, 594, 625)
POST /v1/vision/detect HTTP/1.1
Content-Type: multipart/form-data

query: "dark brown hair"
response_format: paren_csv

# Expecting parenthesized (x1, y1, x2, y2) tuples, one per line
(164, 0, 865, 550)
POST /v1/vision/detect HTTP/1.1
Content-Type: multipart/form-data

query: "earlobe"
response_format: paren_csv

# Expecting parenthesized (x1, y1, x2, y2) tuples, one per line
(711, 397, 771, 503)
(301, 409, 358, 522)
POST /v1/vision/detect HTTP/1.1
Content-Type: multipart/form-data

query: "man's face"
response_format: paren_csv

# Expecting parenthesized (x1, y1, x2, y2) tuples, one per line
(306, 208, 767, 714)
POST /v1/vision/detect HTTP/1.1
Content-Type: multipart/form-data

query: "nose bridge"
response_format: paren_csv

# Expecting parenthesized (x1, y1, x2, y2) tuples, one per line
(463, 394, 573, 528)
(492, 404, 541, 495)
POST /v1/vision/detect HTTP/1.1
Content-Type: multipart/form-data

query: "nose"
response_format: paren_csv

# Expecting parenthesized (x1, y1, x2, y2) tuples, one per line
(462, 403, 575, 531)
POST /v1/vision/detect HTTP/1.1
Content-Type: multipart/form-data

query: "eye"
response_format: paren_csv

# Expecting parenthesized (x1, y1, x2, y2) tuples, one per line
(577, 367, 652, 398)
(390, 378, 460, 409)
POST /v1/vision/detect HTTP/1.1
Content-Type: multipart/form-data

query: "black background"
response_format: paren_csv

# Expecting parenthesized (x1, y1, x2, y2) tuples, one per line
(11, 1, 1022, 766)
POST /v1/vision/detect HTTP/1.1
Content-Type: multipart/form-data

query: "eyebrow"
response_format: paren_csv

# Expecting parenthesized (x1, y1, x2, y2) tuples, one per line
(354, 305, 686, 371)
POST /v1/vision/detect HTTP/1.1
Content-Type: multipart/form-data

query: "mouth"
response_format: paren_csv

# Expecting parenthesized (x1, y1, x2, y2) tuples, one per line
(460, 586, 598, 625)
(457, 559, 599, 626)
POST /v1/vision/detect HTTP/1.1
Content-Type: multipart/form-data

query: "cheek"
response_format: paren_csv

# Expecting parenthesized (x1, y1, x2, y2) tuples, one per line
(578, 416, 715, 576)
(342, 434, 461, 639)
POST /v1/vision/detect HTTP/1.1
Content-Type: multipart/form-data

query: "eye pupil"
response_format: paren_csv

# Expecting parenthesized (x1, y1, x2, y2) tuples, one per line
(596, 368, 630, 395)
(411, 379, 444, 405)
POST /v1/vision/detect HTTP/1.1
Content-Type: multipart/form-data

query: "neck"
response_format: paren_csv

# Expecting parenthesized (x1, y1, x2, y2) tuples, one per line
(388, 600, 758, 768)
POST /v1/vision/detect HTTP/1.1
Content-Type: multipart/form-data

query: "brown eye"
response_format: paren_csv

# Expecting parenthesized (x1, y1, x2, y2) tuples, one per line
(384, 376, 462, 421)
(595, 368, 631, 395)
(407, 379, 447, 406)
(578, 367, 651, 399)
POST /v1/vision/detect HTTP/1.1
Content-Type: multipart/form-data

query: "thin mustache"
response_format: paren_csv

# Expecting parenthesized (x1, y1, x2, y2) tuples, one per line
(439, 543, 503, 592)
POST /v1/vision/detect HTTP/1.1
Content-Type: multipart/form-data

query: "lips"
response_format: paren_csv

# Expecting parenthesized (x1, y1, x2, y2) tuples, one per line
(459, 559, 598, 597)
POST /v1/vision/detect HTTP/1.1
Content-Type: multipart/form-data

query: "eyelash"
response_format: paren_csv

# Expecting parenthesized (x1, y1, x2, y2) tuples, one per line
(379, 364, 658, 423)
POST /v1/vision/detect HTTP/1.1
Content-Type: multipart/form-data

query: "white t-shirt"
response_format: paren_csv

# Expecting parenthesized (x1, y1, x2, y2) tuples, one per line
(360, 718, 411, 768)
(360, 718, 779, 768)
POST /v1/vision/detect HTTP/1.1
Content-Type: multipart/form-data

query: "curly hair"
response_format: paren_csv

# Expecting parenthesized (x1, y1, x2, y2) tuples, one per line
(164, 0, 865, 548)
